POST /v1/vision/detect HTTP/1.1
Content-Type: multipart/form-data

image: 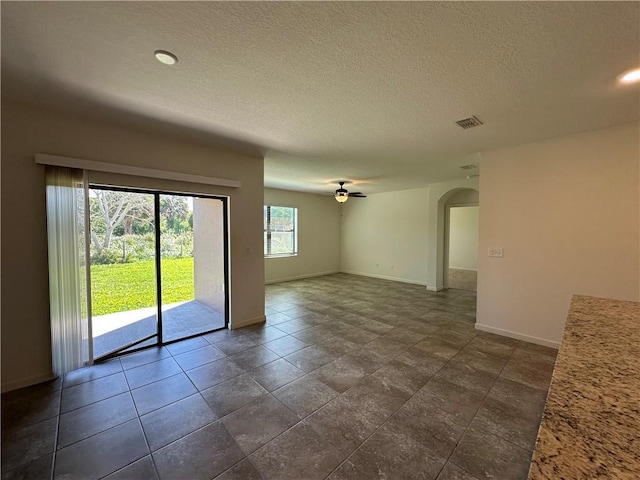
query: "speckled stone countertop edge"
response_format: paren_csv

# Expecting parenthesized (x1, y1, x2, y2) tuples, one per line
(527, 294, 640, 480)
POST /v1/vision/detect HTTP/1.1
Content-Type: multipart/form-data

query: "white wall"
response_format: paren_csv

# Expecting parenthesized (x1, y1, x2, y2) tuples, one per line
(264, 188, 341, 283)
(447, 189, 479, 205)
(448, 206, 479, 271)
(193, 198, 225, 313)
(1, 101, 265, 391)
(477, 122, 640, 347)
(340, 188, 430, 285)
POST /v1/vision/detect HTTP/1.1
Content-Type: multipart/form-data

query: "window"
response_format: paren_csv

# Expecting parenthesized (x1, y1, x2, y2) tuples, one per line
(264, 205, 297, 257)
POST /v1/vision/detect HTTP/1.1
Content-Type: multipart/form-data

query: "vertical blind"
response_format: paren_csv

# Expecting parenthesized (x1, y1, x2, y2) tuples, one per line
(46, 166, 90, 375)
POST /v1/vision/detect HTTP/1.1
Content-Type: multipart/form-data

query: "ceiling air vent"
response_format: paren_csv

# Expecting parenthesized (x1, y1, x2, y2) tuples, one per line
(455, 116, 483, 129)
(459, 164, 477, 170)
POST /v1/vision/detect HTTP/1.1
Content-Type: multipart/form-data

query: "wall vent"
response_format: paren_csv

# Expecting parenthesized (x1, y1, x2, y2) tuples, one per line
(455, 116, 483, 129)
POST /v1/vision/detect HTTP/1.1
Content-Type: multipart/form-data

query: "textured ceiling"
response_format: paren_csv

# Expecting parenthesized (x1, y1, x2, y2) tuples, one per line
(2, 2, 639, 194)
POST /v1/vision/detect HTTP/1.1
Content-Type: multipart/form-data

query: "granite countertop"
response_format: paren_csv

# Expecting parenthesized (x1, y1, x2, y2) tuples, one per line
(528, 295, 640, 479)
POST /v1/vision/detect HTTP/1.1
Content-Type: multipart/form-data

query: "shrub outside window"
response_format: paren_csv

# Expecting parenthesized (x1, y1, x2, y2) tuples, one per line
(264, 205, 297, 257)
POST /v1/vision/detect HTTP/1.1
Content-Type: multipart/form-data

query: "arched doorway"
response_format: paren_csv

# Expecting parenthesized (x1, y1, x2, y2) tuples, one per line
(444, 190, 479, 291)
(426, 181, 479, 291)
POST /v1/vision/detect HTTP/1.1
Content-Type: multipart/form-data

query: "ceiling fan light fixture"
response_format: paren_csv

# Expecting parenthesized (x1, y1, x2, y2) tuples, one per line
(335, 191, 349, 203)
(334, 181, 349, 203)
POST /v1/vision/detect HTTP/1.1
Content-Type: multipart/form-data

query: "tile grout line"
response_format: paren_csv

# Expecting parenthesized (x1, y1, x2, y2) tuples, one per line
(119, 333, 295, 476)
(106, 336, 257, 479)
(465, 343, 552, 456)
(50, 379, 64, 480)
(56, 370, 128, 416)
(322, 327, 480, 479)
(248, 300, 464, 477)
(436, 341, 522, 480)
(220, 335, 384, 476)
(122, 360, 162, 480)
(122, 333, 302, 423)
(55, 361, 147, 479)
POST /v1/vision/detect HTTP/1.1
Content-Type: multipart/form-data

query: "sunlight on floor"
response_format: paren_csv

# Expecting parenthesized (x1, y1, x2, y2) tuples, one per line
(91, 300, 225, 358)
(92, 301, 188, 336)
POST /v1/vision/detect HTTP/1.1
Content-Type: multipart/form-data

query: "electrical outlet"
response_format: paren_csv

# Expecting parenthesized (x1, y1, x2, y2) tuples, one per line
(488, 248, 504, 257)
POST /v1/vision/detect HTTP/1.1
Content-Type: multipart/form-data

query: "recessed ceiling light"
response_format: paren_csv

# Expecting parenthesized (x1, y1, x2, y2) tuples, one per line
(619, 67, 640, 84)
(154, 50, 178, 65)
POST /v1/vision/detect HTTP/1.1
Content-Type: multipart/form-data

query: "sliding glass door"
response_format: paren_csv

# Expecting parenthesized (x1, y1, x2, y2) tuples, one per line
(160, 195, 226, 342)
(87, 187, 228, 360)
(89, 189, 158, 359)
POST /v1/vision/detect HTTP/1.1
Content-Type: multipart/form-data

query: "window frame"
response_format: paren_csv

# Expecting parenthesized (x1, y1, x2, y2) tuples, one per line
(264, 205, 298, 258)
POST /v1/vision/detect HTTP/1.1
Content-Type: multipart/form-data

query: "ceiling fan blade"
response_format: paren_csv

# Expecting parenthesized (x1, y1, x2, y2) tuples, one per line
(349, 191, 363, 195)
(350, 194, 367, 198)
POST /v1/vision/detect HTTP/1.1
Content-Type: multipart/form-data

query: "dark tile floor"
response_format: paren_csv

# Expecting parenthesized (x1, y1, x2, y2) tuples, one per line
(1, 274, 557, 480)
(447, 269, 477, 292)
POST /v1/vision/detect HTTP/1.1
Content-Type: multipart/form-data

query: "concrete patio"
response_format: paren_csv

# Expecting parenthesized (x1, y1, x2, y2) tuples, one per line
(92, 300, 225, 358)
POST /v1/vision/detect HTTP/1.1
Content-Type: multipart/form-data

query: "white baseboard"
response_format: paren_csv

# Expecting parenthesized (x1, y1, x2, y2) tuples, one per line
(265, 270, 340, 285)
(448, 267, 478, 272)
(340, 270, 427, 286)
(231, 314, 266, 329)
(426, 285, 444, 292)
(2, 372, 58, 393)
(474, 323, 560, 349)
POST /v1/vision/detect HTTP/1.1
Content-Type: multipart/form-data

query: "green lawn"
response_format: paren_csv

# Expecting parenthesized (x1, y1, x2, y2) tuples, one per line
(91, 257, 194, 316)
